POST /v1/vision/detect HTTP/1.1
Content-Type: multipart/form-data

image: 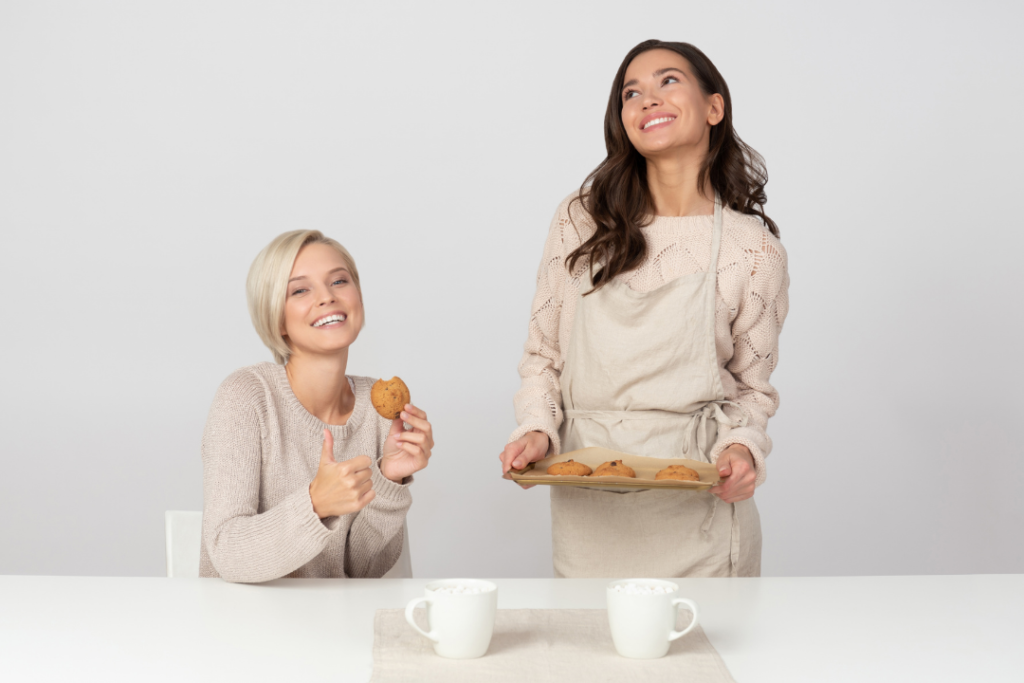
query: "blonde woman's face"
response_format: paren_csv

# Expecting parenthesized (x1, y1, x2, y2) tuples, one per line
(619, 49, 723, 160)
(281, 243, 364, 358)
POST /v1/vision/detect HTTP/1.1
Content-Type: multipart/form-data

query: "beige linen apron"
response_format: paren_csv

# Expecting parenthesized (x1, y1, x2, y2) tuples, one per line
(551, 197, 762, 579)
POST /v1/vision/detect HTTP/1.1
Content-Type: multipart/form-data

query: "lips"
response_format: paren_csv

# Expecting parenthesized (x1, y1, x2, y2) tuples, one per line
(312, 312, 347, 328)
(640, 113, 676, 131)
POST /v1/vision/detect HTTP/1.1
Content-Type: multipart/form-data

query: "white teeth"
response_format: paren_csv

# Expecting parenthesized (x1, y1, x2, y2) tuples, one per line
(643, 116, 674, 129)
(313, 314, 346, 327)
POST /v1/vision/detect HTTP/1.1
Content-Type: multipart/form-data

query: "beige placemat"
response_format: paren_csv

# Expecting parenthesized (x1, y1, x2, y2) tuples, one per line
(370, 608, 736, 682)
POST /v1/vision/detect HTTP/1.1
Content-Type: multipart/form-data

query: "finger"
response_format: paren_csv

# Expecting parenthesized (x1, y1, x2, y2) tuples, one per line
(388, 417, 405, 440)
(400, 442, 428, 461)
(354, 476, 373, 495)
(513, 439, 543, 470)
(397, 431, 426, 445)
(320, 429, 335, 465)
(345, 455, 373, 473)
(403, 404, 426, 420)
(399, 410, 430, 434)
(350, 467, 373, 486)
(357, 488, 376, 507)
(501, 441, 526, 473)
(717, 452, 733, 477)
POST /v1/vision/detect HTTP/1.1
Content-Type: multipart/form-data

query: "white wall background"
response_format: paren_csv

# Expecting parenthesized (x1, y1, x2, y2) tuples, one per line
(1, 0, 1021, 578)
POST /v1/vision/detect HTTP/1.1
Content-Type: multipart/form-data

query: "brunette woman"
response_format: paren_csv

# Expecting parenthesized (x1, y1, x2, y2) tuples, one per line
(499, 40, 789, 578)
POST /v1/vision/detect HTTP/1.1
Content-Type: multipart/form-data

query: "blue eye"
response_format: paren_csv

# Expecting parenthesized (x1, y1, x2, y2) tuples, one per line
(332, 278, 348, 286)
(291, 288, 308, 296)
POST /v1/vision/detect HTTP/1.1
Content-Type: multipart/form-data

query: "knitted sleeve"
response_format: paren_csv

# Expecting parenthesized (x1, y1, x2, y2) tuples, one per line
(508, 195, 581, 456)
(200, 370, 335, 583)
(709, 228, 790, 487)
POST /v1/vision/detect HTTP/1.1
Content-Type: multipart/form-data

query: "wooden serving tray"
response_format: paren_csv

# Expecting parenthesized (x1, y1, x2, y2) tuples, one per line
(504, 447, 719, 492)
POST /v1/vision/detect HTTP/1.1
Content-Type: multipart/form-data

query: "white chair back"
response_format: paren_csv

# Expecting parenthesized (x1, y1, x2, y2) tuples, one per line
(164, 510, 412, 578)
(165, 510, 203, 578)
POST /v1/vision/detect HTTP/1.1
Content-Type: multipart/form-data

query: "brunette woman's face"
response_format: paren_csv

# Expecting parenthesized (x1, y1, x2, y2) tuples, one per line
(281, 243, 364, 358)
(619, 49, 724, 160)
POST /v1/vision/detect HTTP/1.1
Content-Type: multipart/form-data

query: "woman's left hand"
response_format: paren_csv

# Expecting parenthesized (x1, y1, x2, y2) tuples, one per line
(380, 404, 434, 483)
(709, 444, 756, 503)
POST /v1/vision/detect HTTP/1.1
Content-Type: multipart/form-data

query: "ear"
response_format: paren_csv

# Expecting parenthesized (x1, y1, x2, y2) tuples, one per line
(707, 93, 725, 126)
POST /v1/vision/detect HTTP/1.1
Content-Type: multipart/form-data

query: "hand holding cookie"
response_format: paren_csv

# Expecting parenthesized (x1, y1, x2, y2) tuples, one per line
(380, 403, 433, 483)
(309, 429, 375, 518)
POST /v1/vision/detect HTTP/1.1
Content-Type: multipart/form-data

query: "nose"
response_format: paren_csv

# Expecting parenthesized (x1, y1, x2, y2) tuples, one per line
(642, 91, 662, 110)
(317, 288, 335, 306)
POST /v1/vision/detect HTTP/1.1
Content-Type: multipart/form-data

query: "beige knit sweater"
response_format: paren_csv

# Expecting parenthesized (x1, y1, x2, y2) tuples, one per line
(199, 362, 411, 583)
(510, 193, 790, 487)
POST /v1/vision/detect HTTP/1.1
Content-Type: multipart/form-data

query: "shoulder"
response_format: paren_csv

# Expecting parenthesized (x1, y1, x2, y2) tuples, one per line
(721, 208, 788, 266)
(543, 189, 595, 262)
(210, 363, 279, 413)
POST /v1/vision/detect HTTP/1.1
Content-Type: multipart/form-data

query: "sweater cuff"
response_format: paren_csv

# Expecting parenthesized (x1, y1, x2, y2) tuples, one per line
(508, 423, 561, 457)
(290, 485, 343, 536)
(370, 460, 414, 506)
(710, 435, 767, 488)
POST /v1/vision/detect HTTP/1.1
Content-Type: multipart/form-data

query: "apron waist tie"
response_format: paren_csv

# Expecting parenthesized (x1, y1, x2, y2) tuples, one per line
(565, 399, 748, 459)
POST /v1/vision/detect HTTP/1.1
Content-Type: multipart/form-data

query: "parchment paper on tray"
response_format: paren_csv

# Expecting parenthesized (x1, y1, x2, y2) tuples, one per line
(505, 446, 719, 492)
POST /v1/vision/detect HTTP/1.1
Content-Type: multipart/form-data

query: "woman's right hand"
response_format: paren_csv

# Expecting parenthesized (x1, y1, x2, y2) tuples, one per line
(309, 429, 375, 518)
(499, 431, 550, 474)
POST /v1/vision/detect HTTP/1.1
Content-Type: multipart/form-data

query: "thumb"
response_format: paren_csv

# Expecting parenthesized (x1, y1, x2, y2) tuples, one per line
(388, 417, 405, 441)
(717, 451, 732, 477)
(320, 428, 335, 465)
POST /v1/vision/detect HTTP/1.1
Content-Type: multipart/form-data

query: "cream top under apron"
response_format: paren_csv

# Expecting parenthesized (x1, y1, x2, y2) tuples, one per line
(551, 197, 762, 579)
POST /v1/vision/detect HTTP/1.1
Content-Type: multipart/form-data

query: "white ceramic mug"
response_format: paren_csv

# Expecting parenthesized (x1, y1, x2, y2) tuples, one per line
(606, 579, 699, 659)
(404, 579, 498, 659)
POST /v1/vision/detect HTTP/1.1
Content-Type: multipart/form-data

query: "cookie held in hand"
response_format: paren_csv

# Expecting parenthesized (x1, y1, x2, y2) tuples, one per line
(371, 377, 410, 419)
(654, 464, 700, 482)
(592, 460, 636, 478)
(546, 459, 593, 476)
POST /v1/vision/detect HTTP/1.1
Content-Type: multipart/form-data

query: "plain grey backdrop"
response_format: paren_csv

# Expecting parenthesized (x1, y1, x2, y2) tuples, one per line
(1, 0, 1022, 578)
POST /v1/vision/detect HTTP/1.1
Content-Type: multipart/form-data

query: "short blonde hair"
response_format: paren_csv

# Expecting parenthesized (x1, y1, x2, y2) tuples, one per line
(246, 230, 362, 365)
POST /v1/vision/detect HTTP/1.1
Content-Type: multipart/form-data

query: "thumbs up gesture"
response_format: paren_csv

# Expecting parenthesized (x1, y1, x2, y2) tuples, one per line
(309, 429, 375, 519)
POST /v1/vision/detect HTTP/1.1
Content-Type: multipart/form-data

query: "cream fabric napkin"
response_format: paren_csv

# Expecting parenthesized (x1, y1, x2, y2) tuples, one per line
(370, 608, 736, 682)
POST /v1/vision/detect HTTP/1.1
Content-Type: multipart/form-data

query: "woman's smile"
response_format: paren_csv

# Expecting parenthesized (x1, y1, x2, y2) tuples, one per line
(312, 312, 348, 328)
(640, 113, 677, 132)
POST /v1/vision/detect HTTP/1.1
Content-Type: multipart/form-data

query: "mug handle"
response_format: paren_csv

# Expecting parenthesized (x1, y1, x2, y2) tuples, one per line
(668, 598, 699, 641)
(404, 596, 439, 642)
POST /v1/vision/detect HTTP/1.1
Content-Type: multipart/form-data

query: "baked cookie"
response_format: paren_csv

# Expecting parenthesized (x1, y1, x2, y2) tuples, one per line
(592, 460, 636, 478)
(655, 464, 700, 482)
(370, 377, 410, 419)
(546, 459, 593, 476)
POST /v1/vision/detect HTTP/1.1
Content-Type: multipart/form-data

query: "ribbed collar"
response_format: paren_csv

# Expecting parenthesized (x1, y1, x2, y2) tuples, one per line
(265, 362, 370, 439)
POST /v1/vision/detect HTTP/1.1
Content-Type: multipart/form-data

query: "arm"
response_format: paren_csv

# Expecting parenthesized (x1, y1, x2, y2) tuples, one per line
(343, 462, 411, 578)
(710, 231, 790, 489)
(344, 412, 425, 578)
(201, 373, 335, 583)
(505, 197, 581, 464)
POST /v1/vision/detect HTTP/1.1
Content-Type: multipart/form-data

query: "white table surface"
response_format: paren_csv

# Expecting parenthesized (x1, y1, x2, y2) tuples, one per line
(1, 574, 1021, 682)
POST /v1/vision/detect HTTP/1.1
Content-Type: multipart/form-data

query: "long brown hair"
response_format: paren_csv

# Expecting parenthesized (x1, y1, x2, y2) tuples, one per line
(567, 40, 778, 292)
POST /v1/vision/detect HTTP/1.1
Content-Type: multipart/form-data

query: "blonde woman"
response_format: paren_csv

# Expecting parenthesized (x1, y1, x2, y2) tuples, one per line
(200, 230, 433, 583)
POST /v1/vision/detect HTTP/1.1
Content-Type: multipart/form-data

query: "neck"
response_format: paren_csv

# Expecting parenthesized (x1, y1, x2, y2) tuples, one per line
(645, 148, 714, 217)
(284, 348, 355, 426)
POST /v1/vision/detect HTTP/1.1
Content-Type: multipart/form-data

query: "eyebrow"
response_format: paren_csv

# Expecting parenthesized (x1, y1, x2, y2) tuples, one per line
(288, 267, 349, 284)
(622, 67, 686, 91)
